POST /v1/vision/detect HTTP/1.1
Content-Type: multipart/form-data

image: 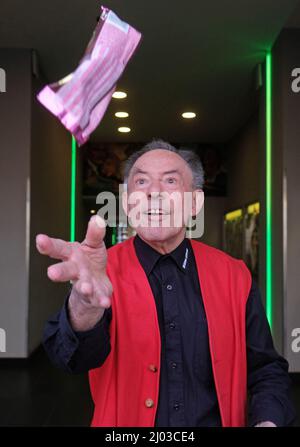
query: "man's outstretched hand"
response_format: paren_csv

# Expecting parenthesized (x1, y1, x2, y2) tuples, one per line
(36, 215, 113, 331)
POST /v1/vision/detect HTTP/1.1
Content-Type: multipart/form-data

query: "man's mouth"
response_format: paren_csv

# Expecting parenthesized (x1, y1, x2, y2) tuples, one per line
(143, 209, 170, 215)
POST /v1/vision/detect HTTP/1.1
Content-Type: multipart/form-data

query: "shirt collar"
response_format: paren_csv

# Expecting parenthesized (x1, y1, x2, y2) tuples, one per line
(133, 234, 191, 276)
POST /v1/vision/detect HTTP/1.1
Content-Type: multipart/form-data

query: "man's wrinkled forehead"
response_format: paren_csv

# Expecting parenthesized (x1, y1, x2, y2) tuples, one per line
(130, 167, 181, 177)
(129, 150, 188, 177)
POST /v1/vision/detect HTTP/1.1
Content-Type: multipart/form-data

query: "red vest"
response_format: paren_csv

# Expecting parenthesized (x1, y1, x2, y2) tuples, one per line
(89, 236, 251, 427)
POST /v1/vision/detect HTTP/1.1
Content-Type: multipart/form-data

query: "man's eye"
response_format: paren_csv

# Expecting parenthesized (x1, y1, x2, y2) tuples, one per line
(136, 178, 146, 185)
(166, 177, 176, 184)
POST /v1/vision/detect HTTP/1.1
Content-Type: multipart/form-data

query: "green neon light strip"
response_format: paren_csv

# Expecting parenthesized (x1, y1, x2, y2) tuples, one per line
(111, 227, 116, 246)
(266, 52, 273, 329)
(70, 136, 77, 242)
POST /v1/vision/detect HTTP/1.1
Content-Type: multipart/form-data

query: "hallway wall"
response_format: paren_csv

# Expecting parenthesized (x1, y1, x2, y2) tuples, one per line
(0, 49, 71, 358)
(28, 75, 71, 355)
(226, 111, 260, 212)
(272, 29, 300, 371)
(0, 50, 32, 357)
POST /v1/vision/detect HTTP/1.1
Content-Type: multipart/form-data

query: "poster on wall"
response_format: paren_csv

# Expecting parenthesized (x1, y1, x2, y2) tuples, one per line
(82, 142, 141, 196)
(223, 202, 260, 283)
(223, 209, 244, 260)
(243, 202, 260, 283)
(182, 143, 227, 196)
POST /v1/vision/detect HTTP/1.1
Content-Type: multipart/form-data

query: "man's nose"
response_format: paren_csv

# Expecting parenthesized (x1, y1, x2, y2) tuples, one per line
(147, 191, 162, 200)
(146, 180, 163, 198)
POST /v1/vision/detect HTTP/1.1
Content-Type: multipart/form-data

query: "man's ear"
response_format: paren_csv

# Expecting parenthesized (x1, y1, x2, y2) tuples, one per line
(191, 190, 204, 217)
(121, 190, 128, 216)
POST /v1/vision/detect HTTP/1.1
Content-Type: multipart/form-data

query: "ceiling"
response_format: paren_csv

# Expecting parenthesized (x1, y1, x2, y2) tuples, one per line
(1, 0, 299, 143)
(286, 0, 300, 27)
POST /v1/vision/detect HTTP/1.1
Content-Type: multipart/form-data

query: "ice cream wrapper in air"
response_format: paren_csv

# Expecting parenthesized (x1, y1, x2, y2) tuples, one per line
(37, 6, 142, 146)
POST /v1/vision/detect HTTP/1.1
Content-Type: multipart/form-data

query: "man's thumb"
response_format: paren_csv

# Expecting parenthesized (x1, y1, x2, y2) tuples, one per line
(83, 215, 106, 248)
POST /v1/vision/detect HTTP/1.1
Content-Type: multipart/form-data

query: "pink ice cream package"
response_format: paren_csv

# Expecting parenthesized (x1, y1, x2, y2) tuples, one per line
(37, 6, 142, 146)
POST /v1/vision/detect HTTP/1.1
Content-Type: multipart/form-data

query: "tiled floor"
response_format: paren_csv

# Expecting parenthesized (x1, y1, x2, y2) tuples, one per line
(0, 348, 299, 426)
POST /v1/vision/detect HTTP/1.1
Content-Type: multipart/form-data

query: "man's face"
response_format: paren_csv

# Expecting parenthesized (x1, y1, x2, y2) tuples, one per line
(123, 149, 203, 243)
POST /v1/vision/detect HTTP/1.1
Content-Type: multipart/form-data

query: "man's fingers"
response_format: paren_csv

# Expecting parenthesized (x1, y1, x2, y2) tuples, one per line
(82, 215, 106, 249)
(93, 279, 113, 308)
(72, 278, 112, 309)
(36, 234, 72, 260)
(74, 279, 94, 297)
(47, 260, 79, 282)
(95, 296, 111, 309)
(92, 286, 112, 309)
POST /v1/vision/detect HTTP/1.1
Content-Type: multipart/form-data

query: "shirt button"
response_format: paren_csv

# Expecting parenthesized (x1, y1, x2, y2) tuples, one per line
(145, 398, 154, 408)
(148, 364, 158, 372)
(166, 284, 173, 290)
(173, 403, 180, 411)
(171, 362, 177, 369)
(169, 322, 175, 329)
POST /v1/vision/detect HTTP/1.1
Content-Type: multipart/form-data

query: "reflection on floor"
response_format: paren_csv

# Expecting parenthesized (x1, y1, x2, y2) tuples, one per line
(0, 347, 93, 426)
(0, 347, 299, 426)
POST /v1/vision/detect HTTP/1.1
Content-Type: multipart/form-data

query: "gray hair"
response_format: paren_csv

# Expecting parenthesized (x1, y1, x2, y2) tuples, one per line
(123, 139, 204, 189)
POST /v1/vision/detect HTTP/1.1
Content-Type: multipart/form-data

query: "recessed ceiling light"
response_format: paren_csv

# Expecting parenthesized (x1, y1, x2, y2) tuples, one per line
(115, 112, 129, 118)
(112, 91, 127, 99)
(118, 127, 131, 133)
(90, 209, 96, 214)
(182, 112, 196, 119)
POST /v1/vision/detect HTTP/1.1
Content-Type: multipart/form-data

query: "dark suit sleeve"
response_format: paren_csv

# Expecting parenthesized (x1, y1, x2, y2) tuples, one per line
(246, 279, 296, 426)
(43, 293, 112, 374)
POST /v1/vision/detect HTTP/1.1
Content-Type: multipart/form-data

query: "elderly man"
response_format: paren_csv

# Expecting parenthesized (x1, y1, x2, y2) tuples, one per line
(37, 140, 295, 427)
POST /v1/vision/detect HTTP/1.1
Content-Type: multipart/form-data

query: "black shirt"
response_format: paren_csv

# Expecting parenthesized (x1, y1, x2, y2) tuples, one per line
(43, 235, 296, 426)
